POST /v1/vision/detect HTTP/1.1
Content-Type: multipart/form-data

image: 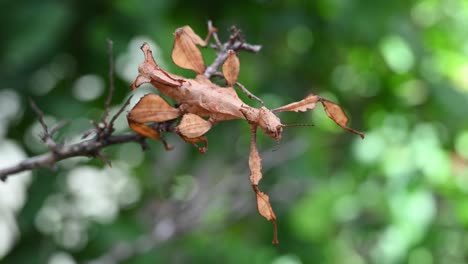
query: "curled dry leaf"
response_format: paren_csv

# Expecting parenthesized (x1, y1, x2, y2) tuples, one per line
(176, 114, 212, 138)
(222, 50, 240, 86)
(172, 26, 206, 74)
(320, 99, 365, 139)
(272, 94, 320, 113)
(127, 94, 180, 123)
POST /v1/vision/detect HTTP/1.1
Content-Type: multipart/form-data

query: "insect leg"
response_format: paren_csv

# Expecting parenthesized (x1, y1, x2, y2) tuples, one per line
(127, 94, 181, 150)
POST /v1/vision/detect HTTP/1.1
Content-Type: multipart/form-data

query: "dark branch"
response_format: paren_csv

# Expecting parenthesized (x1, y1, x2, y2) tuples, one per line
(0, 132, 146, 181)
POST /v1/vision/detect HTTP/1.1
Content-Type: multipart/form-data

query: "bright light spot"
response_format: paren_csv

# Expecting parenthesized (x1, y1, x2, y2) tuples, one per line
(117, 143, 144, 167)
(35, 164, 141, 249)
(116, 37, 160, 83)
(55, 220, 87, 249)
(30, 68, 58, 96)
(35, 202, 63, 234)
(395, 79, 428, 106)
(380, 35, 415, 74)
(287, 25, 314, 54)
(67, 166, 117, 223)
(153, 218, 175, 241)
(72, 74, 105, 101)
(272, 254, 303, 264)
(373, 225, 408, 264)
(392, 189, 435, 238)
(411, 0, 441, 27)
(29, 54, 75, 96)
(170, 174, 197, 201)
(48, 251, 76, 264)
(0, 140, 32, 212)
(0, 213, 18, 258)
(453, 63, 468, 91)
(408, 247, 433, 264)
(455, 130, 468, 159)
(0, 90, 22, 137)
(353, 131, 385, 164)
(382, 146, 413, 179)
(333, 195, 359, 222)
(411, 124, 450, 185)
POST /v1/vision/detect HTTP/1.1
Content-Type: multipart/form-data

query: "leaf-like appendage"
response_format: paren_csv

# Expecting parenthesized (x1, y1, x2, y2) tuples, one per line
(177, 114, 212, 138)
(172, 27, 206, 74)
(127, 119, 161, 140)
(272, 94, 320, 113)
(222, 50, 240, 86)
(127, 94, 180, 123)
(179, 25, 207, 46)
(249, 125, 278, 244)
(249, 133, 262, 185)
(180, 135, 209, 154)
(321, 99, 365, 139)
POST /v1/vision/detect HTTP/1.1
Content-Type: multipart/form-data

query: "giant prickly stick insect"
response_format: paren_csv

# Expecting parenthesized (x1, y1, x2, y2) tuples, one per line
(127, 24, 364, 244)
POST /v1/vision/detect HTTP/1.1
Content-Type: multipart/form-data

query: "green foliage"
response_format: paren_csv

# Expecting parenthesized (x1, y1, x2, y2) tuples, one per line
(1, 0, 468, 263)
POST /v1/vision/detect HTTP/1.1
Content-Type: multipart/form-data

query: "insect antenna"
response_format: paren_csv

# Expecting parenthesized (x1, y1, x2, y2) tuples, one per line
(282, 123, 315, 128)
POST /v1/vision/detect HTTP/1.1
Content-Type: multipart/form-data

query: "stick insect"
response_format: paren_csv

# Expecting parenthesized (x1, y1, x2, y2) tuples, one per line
(127, 24, 364, 244)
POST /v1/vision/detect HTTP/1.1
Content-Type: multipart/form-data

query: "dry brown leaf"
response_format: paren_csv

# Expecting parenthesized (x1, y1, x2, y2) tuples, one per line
(127, 94, 180, 123)
(222, 50, 240, 86)
(321, 99, 365, 139)
(172, 27, 206, 74)
(176, 114, 212, 138)
(272, 94, 320, 113)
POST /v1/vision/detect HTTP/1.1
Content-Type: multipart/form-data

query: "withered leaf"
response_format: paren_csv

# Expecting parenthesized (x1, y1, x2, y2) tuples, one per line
(176, 114, 212, 138)
(272, 94, 320, 113)
(222, 50, 240, 86)
(172, 27, 206, 74)
(127, 94, 180, 123)
(321, 99, 365, 139)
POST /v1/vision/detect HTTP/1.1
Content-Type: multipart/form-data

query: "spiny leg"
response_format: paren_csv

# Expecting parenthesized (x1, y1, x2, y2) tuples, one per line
(127, 94, 181, 150)
(272, 94, 364, 139)
(248, 124, 278, 244)
(175, 113, 213, 154)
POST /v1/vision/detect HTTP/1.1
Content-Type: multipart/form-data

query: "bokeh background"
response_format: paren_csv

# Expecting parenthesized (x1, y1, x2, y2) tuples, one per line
(1, 0, 468, 263)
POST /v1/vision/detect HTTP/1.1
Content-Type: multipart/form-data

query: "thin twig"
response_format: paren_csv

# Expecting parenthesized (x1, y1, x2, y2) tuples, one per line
(102, 39, 115, 124)
(109, 96, 132, 127)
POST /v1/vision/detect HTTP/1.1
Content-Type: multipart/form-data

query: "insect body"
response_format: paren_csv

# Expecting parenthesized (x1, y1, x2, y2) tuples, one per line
(127, 24, 363, 244)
